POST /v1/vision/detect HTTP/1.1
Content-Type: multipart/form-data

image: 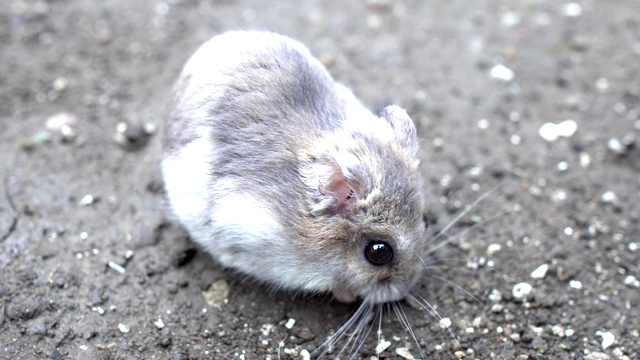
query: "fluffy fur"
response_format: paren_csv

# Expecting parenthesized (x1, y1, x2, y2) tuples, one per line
(162, 31, 426, 305)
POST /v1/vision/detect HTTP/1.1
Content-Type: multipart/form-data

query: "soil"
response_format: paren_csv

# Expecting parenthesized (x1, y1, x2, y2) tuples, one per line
(1, 0, 639, 359)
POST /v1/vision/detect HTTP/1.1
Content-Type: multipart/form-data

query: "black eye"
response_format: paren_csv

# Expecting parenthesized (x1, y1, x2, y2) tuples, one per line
(364, 240, 394, 266)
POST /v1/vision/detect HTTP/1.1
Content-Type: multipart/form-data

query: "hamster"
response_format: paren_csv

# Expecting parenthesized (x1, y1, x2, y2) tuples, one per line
(162, 31, 426, 305)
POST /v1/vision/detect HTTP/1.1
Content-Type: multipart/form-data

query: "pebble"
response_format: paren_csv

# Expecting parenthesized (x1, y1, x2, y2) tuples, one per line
(561, 3, 582, 17)
(118, 323, 130, 333)
(600, 191, 618, 204)
(108, 261, 126, 274)
(538, 120, 578, 141)
(531, 264, 549, 279)
(490, 64, 514, 82)
(154, 318, 165, 329)
(585, 352, 610, 360)
(439, 317, 452, 329)
(454, 350, 466, 359)
(375, 339, 391, 354)
(607, 138, 625, 154)
(201, 279, 230, 308)
(623, 275, 640, 288)
(300, 349, 311, 360)
(284, 318, 296, 329)
(395, 347, 414, 360)
(569, 280, 582, 290)
(78, 194, 95, 206)
(512, 282, 533, 300)
(596, 331, 615, 349)
(486, 244, 502, 256)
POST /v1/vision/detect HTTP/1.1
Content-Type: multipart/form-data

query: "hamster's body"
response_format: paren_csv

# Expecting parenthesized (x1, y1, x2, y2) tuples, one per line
(162, 31, 426, 304)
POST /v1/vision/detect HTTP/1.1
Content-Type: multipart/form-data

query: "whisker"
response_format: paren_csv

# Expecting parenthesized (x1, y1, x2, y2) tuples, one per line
(427, 274, 481, 303)
(408, 293, 462, 350)
(430, 187, 496, 244)
(333, 302, 372, 360)
(392, 302, 426, 359)
(312, 302, 369, 359)
(376, 305, 383, 356)
(347, 304, 377, 360)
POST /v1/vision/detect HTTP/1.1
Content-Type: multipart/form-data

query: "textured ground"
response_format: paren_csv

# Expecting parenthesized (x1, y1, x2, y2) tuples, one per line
(1, 0, 639, 359)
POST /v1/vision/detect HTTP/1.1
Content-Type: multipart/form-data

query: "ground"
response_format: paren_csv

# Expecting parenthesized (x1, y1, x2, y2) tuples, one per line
(1, 0, 639, 359)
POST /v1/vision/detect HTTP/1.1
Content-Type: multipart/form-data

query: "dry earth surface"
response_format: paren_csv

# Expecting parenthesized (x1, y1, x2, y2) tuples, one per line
(1, 0, 639, 359)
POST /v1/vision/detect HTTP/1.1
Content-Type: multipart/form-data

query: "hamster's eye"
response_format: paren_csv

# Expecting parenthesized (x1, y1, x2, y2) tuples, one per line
(364, 240, 394, 266)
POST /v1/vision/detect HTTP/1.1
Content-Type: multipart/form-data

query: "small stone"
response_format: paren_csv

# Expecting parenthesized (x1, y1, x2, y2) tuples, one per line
(108, 261, 126, 274)
(78, 194, 95, 206)
(154, 318, 165, 329)
(486, 244, 502, 256)
(491, 304, 505, 313)
(512, 282, 533, 300)
(439, 318, 452, 329)
(562, 3, 582, 17)
(539, 120, 577, 141)
(531, 264, 549, 279)
(375, 339, 391, 354)
(596, 331, 615, 349)
(454, 350, 466, 359)
(285, 318, 296, 329)
(569, 280, 582, 289)
(490, 64, 515, 81)
(585, 352, 610, 360)
(600, 191, 618, 204)
(607, 138, 625, 154)
(624, 275, 640, 288)
(552, 325, 565, 337)
(202, 279, 230, 308)
(579, 153, 591, 168)
(118, 323, 130, 333)
(300, 349, 311, 360)
(395, 347, 414, 360)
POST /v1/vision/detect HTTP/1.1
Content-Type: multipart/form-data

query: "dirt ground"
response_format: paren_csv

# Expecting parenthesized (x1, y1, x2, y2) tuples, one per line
(1, 0, 639, 359)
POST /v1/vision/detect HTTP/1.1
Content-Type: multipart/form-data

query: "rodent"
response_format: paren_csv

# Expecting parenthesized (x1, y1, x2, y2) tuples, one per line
(162, 31, 427, 305)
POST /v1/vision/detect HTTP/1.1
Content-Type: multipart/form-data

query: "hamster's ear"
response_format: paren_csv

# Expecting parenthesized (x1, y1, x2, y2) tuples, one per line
(382, 105, 419, 157)
(313, 153, 367, 215)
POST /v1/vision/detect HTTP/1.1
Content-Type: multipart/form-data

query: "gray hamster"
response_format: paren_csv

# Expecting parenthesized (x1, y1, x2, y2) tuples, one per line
(162, 31, 426, 305)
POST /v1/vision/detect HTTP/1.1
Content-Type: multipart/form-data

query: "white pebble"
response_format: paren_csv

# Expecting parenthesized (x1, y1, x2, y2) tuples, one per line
(557, 161, 569, 172)
(375, 339, 391, 354)
(486, 243, 502, 256)
(607, 138, 625, 154)
(600, 191, 618, 204)
(454, 350, 466, 359)
(118, 323, 130, 333)
(512, 282, 533, 299)
(300, 349, 311, 360)
(439, 317, 452, 328)
(284, 318, 296, 329)
(623, 275, 640, 288)
(531, 264, 549, 279)
(562, 3, 582, 17)
(477, 118, 490, 129)
(596, 330, 615, 349)
(539, 120, 577, 141)
(579, 153, 591, 168)
(154, 318, 165, 329)
(108, 261, 126, 274)
(490, 64, 515, 81)
(395, 347, 415, 360)
(552, 325, 565, 337)
(569, 280, 582, 289)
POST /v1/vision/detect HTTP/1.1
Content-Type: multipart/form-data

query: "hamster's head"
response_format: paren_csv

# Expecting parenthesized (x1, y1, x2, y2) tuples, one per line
(302, 106, 427, 304)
